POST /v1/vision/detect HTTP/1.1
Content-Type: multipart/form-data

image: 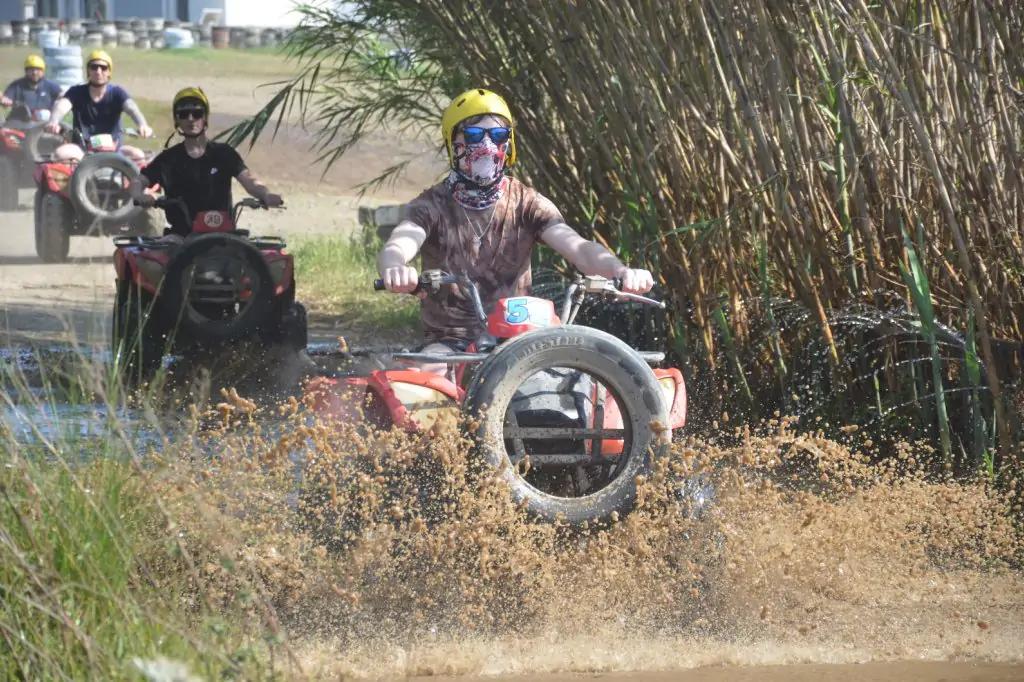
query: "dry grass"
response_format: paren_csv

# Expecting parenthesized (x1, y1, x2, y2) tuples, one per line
(0, 45, 296, 80)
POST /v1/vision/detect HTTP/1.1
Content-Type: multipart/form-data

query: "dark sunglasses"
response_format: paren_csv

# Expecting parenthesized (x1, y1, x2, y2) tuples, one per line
(461, 126, 511, 145)
(88, 62, 109, 71)
(174, 108, 205, 120)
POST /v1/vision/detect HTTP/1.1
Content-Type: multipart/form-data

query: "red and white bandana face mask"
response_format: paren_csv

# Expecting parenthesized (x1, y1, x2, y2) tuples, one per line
(447, 135, 510, 209)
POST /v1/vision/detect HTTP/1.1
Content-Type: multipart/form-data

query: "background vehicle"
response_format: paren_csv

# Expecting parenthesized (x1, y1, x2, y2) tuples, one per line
(33, 127, 163, 262)
(111, 196, 306, 384)
(0, 104, 61, 211)
(303, 270, 689, 530)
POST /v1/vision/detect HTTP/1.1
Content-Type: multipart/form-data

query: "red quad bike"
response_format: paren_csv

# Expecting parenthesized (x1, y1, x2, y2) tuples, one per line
(33, 128, 164, 263)
(0, 104, 63, 211)
(111, 196, 307, 384)
(303, 270, 689, 529)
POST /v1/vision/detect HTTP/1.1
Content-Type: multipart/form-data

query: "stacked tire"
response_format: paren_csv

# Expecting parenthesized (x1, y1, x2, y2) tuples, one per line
(42, 44, 83, 94)
(163, 27, 195, 50)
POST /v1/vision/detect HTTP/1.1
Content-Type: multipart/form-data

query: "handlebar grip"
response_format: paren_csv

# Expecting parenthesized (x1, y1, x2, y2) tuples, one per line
(373, 279, 386, 291)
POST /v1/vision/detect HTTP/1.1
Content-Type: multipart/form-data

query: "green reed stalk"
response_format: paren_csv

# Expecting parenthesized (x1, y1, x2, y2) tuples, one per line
(898, 220, 952, 465)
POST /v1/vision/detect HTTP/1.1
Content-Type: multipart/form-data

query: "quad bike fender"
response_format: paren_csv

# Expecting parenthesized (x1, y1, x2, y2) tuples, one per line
(262, 250, 293, 296)
(654, 367, 687, 430)
(589, 367, 687, 456)
(305, 369, 461, 434)
(1, 128, 25, 150)
(116, 249, 169, 294)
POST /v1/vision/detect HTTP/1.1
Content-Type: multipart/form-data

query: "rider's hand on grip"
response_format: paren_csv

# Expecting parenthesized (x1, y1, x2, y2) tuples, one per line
(616, 268, 655, 294)
(380, 266, 419, 294)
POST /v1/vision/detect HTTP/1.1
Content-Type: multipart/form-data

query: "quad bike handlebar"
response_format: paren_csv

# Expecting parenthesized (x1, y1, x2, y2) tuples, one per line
(135, 196, 285, 228)
(373, 269, 665, 327)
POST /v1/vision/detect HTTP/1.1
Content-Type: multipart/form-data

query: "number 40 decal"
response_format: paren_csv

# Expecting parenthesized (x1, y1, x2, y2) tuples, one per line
(504, 298, 529, 324)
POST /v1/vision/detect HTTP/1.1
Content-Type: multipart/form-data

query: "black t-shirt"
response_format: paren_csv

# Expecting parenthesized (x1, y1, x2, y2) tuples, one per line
(140, 141, 248, 236)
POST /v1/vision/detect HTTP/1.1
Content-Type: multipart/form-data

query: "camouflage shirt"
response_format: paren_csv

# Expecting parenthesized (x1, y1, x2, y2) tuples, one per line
(402, 177, 565, 342)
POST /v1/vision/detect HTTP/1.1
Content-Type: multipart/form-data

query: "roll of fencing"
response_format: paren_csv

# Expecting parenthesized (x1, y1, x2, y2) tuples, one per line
(43, 44, 83, 93)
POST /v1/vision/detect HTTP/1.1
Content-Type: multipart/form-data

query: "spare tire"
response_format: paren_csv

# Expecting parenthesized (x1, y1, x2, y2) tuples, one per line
(68, 151, 142, 224)
(160, 233, 277, 345)
(462, 325, 671, 527)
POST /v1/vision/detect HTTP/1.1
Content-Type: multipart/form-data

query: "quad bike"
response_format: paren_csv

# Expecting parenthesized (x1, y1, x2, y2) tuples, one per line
(111, 196, 307, 384)
(33, 127, 164, 263)
(0, 104, 62, 211)
(303, 270, 690, 529)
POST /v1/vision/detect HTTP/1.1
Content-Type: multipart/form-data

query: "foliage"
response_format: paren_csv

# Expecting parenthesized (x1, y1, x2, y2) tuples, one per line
(223, 0, 1024, 470)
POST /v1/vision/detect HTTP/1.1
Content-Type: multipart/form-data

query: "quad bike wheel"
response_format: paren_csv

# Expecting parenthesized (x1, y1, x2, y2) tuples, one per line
(0, 156, 18, 211)
(69, 151, 142, 227)
(34, 190, 72, 263)
(462, 324, 671, 526)
(160, 232, 277, 345)
(111, 278, 164, 385)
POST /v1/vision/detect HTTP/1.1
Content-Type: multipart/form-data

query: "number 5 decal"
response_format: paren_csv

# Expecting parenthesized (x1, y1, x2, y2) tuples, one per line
(505, 298, 529, 324)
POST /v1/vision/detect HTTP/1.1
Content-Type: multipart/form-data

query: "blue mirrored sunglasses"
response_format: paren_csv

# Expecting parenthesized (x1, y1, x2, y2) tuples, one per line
(461, 126, 511, 145)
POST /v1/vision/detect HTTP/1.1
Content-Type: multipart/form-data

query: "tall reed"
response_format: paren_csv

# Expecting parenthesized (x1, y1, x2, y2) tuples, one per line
(229, 0, 1024, 465)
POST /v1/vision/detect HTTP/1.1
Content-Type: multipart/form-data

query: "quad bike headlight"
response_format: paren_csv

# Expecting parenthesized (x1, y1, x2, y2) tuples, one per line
(135, 256, 166, 287)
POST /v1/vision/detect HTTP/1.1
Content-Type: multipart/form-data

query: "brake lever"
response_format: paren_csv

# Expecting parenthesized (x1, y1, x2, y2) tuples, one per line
(614, 291, 666, 309)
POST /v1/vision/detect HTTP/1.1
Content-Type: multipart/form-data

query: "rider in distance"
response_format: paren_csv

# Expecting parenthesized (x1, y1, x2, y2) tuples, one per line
(127, 86, 284, 240)
(45, 50, 152, 163)
(1, 55, 62, 122)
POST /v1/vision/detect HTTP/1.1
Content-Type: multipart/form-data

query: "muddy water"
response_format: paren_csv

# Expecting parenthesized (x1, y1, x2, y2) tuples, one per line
(2, 344, 1021, 681)
(140, 400, 1024, 682)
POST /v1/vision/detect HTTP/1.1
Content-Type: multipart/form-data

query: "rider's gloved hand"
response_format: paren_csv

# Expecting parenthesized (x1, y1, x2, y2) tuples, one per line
(135, 194, 156, 208)
(264, 193, 284, 207)
(382, 266, 419, 294)
(616, 267, 655, 294)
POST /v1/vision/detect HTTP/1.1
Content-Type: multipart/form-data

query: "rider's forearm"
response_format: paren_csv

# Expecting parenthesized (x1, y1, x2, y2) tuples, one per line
(50, 97, 71, 122)
(376, 242, 411, 274)
(237, 172, 270, 201)
(572, 241, 628, 279)
(123, 98, 147, 128)
(376, 223, 425, 275)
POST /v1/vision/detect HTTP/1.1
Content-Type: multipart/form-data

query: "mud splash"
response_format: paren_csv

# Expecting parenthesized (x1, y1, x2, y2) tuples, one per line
(139, 398, 1023, 680)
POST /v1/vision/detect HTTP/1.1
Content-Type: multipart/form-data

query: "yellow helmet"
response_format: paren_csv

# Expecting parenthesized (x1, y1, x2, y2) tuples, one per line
(441, 88, 516, 167)
(24, 55, 45, 71)
(172, 86, 210, 120)
(86, 49, 113, 71)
